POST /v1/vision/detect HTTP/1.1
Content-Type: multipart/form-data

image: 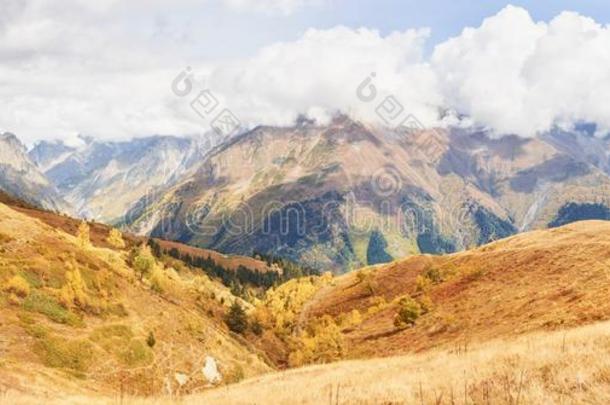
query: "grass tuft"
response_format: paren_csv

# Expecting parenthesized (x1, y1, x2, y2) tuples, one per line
(23, 291, 84, 327)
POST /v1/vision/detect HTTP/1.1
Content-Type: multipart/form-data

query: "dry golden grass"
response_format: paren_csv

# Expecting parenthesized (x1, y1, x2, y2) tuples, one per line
(3, 319, 609, 404)
(3, 195, 610, 404)
(189, 320, 610, 404)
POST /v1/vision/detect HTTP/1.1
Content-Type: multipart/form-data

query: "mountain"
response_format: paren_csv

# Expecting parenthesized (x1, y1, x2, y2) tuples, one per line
(123, 116, 610, 272)
(0, 132, 69, 212)
(29, 135, 210, 223)
(27, 139, 77, 173)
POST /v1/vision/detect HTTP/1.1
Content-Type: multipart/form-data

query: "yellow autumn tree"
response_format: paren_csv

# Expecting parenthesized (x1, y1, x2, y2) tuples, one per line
(77, 221, 91, 248)
(60, 261, 88, 309)
(133, 245, 156, 280)
(107, 228, 126, 249)
(288, 315, 345, 367)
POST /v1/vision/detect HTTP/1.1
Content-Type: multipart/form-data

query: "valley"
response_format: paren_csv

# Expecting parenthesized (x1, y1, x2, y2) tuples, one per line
(3, 2, 610, 403)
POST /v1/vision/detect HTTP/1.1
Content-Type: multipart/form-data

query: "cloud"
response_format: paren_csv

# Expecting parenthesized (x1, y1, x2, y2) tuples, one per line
(208, 26, 441, 128)
(1, 3, 609, 143)
(206, 5, 610, 137)
(0, 0, 208, 144)
(432, 5, 610, 136)
(223, 0, 326, 15)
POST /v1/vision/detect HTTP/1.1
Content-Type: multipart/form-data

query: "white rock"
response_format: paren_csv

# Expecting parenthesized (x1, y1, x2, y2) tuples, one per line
(202, 356, 222, 384)
(174, 372, 189, 387)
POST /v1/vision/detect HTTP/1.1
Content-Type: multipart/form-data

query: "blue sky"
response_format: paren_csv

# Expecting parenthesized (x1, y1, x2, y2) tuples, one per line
(165, 0, 610, 59)
(337, 0, 610, 49)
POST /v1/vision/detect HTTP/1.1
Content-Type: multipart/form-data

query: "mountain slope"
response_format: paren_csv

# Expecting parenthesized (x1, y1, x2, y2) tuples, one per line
(0, 201, 271, 398)
(0, 133, 69, 212)
(124, 117, 610, 272)
(299, 220, 610, 359)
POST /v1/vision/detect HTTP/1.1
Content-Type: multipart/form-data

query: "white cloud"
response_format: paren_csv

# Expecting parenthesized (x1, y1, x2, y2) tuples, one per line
(208, 26, 441, 128)
(1, 3, 610, 144)
(432, 5, 610, 136)
(223, 0, 326, 15)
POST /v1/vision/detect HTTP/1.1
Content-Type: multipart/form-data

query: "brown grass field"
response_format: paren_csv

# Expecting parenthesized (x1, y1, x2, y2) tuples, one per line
(193, 319, 610, 404)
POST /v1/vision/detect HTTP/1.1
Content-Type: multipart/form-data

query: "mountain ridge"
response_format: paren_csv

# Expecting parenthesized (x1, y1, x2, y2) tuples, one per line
(0, 132, 69, 212)
(119, 118, 610, 272)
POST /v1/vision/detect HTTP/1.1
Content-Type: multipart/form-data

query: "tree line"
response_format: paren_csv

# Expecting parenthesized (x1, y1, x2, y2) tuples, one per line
(147, 239, 318, 292)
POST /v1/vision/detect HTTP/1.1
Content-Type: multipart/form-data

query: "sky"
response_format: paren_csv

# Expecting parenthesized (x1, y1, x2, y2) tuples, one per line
(1, 0, 610, 144)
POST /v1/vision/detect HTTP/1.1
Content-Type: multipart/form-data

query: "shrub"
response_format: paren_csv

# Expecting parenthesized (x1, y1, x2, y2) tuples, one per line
(356, 269, 378, 296)
(288, 349, 306, 368)
(468, 268, 486, 280)
(418, 294, 434, 314)
(133, 245, 155, 279)
(251, 319, 263, 336)
(289, 315, 345, 366)
(146, 331, 156, 348)
(394, 296, 422, 329)
(225, 364, 245, 384)
(34, 335, 94, 372)
(4, 275, 31, 298)
(149, 265, 170, 294)
(367, 296, 388, 315)
(424, 267, 443, 283)
(415, 275, 432, 293)
(364, 278, 378, 296)
(356, 269, 370, 284)
(59, 266, 88, 309)
(225, 302, 248, 334)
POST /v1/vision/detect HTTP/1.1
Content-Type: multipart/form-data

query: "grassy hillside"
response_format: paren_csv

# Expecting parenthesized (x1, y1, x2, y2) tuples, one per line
(2, 194, 610, 403)
(154, 239, 281, 274)
(0, 202, 271, 399)
(298, 220, 610, 359)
